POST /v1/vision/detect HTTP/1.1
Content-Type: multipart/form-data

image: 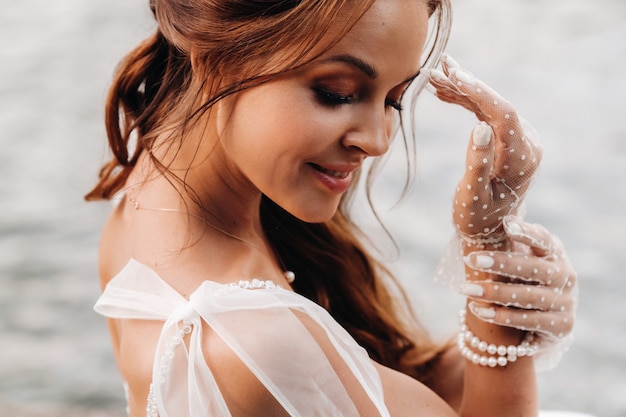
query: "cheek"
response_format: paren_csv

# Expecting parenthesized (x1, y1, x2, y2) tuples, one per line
(228, 100, 334, 158)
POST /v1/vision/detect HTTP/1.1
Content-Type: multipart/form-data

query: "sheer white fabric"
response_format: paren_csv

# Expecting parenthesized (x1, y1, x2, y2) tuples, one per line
(94, 259, 390, 417)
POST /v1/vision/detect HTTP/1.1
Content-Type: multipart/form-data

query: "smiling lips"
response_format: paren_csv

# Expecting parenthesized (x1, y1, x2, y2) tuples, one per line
(312, 164, 350, 179)
(308, 162, 357, 193)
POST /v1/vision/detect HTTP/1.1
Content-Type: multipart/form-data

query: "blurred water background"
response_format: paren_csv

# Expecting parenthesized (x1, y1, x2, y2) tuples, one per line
(0, 0, 624, 416)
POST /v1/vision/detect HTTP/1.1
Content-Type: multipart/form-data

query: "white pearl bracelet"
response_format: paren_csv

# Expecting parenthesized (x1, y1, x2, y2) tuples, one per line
(458, 309, 539, 367)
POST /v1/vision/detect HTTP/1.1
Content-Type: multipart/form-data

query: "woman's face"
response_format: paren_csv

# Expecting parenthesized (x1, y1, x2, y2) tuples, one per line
(215, 0, 429, 222)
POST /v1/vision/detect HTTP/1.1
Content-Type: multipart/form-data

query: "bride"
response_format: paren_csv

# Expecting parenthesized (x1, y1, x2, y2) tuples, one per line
(87, 0, 580, 415)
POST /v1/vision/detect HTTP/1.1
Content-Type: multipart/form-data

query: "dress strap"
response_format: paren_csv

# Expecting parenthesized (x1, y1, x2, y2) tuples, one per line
(94, 259, 188, 321)
(94, 259, 391, 417)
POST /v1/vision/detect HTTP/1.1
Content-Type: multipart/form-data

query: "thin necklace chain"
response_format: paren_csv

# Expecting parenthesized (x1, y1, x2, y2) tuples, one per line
(126, 194, 295, 284)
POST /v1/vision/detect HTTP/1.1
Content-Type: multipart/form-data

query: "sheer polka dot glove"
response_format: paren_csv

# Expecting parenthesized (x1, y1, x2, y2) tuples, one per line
(462, 216, 578, 370)
(426, 55, 542, 250)
(426, 55, 577, 370)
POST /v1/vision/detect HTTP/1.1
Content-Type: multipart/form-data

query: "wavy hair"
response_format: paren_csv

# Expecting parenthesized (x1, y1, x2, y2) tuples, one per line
(86, 0, 452, 384)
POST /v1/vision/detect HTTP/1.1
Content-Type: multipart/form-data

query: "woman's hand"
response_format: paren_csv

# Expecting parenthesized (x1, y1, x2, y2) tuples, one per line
(426, 55, 543, 248)
(461, 216, 578, 361)
(426, 56, 577, 369)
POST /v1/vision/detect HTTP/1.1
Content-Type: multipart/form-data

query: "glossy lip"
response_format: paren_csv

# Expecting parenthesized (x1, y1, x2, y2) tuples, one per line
(307, 162, 360, 194)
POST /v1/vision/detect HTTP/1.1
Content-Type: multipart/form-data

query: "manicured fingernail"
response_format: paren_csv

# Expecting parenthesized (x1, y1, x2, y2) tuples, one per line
(461, 283, 484, 297)
(429, 69, 448, 82)
(472, 121, 492, 146)
(504, 217, 523, 236)
(467, 254, 495, 268)
(442, 54, 460, 69)
(469, 302, 497, 319)
(450, 68, 475, 86)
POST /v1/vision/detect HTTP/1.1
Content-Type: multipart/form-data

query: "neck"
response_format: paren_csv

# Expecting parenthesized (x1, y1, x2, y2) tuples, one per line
(125, 147, 293, 284)
(122, 115, 299, 287)
(145, 118, 264, 238)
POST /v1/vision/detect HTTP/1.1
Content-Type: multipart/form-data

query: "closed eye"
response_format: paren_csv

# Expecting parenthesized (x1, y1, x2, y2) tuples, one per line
(385, 98, 403, 112)
(314, 87, 354, 107)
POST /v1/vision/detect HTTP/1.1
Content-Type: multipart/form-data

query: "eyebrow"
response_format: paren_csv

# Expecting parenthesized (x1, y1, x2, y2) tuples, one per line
(321, 54, 421, 84)
(322, 54, 378, 79)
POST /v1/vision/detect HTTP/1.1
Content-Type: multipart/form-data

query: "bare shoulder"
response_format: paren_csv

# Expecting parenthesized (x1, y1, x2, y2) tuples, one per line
(200, 304, 457, 417)
(97, 189, 192, 289)
(201, 324, 291, 417)
(373, 362, 458, 417)
(97, 197, 134, 288)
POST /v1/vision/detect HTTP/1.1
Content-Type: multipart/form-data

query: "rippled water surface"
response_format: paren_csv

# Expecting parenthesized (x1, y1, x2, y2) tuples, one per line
(1, 1, 624, 416)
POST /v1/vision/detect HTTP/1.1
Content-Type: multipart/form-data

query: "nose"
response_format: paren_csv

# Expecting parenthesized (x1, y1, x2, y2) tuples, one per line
(341, 107, 392, 157)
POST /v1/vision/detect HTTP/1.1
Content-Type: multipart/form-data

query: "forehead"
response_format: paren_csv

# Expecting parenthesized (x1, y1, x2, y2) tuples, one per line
(322, 0, 429, 77)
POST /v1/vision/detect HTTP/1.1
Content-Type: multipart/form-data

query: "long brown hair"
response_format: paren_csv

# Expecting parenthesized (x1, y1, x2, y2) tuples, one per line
(87, 0, 452, 384)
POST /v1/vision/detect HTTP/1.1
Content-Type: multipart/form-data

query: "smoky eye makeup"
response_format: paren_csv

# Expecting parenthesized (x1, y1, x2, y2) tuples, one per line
(311, 77, 359, 108)
(308, 67, 414, 112)
(313, 84, 405, 112)
(313, 87, 353, 107)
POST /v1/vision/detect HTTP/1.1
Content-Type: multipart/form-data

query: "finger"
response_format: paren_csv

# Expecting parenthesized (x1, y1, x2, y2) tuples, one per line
(461, 280, 575, 312)
(449, 72, 542, 188)
(452, 122, 498, 236)
(465, 122, 495, 183)
(427, 62, 542, 192)
(464, 249, 573, 289)
(426, 68, 485, 119)
(440, 53, 460, 74)
(464, 250, 550, 283)
(469, 302, 574, 340)
(441, 60, 521, 137)
(446, 68, 541, 178)
(503, 217, 558, 257)
(433, 87, 483, 116)
(438, 55, 543, 184)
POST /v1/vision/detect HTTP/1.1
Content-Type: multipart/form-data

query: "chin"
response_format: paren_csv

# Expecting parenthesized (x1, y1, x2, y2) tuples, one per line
(290, 206, 338, 224)
(276, 200, 340, 224)
(261, 193, 341, 225)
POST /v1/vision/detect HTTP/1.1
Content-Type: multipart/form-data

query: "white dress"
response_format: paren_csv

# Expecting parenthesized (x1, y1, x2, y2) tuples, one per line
(94, 259, 595, 417)
(94, 259, 391, 417)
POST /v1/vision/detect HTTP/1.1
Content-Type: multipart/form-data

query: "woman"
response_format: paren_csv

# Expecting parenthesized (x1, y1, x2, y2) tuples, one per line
(87, 0, 577, 415)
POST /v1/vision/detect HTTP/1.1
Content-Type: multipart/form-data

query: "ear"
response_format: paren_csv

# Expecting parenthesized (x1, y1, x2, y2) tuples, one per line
(214, 91, 239, 137)
(190, 50, 204, 74)
(188, 49, 239, 135)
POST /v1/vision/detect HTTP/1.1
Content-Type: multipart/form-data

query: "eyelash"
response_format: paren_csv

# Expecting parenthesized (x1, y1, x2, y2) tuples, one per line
(314, 88, 403, 112)
(314, 88, 353, 107)
(385, 98, 404, 112)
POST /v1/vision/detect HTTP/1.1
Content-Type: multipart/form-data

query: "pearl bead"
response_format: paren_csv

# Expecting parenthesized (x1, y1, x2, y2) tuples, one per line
(457, 309, 539, 368)
(284, 270, 296, 283)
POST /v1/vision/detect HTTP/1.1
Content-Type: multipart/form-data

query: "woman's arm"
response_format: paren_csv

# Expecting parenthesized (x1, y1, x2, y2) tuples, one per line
(424, 55, 577, 417)
(201, 303, 459, 417)
(459, 271, 539, 416)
